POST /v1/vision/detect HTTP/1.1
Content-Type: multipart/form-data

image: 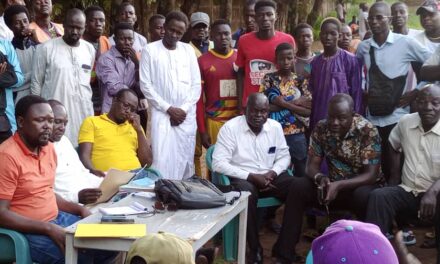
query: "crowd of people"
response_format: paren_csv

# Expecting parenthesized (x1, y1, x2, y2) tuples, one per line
(0, 0, 440, 263)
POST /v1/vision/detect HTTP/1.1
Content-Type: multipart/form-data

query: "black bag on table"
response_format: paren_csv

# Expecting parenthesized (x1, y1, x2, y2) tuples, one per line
(154, 176, 227, 209)
(368, 46, 407, 116)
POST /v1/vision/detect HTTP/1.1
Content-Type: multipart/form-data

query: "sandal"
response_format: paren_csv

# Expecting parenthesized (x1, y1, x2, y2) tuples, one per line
(421, 238, 436, 249)
(402, 230, 416, 246)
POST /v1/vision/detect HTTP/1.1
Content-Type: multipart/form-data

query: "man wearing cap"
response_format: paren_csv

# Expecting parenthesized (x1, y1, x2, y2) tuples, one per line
(288, 93, 382, 261)
(189, 11, 213, 178)
(140, 11, 201, 180)
(125, 232, 194, 264)
(356, 2, 430, 183)
(310, 220, 399, 264)
(189, 12, 213, 58)
(414, 0, 440, 53)
(366, 84, 440, 263)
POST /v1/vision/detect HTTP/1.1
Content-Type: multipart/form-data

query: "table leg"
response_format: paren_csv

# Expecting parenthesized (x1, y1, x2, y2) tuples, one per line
(237, 204, 248, 264)
(65, 234, 78, 264)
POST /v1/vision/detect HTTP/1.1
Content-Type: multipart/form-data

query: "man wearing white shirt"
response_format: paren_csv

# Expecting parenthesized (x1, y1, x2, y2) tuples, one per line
(48, 100, 103, 205)
(356, 2, 430, 182)
(0, 0, 24, 40)
(213, 93, 297, 264)
(140, 11, 200, 180)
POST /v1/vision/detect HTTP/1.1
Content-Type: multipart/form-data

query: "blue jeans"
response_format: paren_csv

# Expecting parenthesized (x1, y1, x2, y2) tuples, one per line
(24, 211, 117, 264)
(285, 133, 307, 177)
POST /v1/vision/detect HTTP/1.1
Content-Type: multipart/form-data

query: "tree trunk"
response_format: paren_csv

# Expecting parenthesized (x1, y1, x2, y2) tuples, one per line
(220, 0, 233, 20)
(275, 0, 288, 32)
(307, 0, 324, 27)
(287, 0, 298, 35)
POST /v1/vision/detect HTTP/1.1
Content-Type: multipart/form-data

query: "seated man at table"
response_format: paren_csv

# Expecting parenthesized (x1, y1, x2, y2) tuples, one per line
(49, 99, 103, 205)
(289, 93, 382, 260)
(0, 95, 116, 263)
(367, 84, 440, 260)
(79, 88, 152, 176)
(213, 93, 299, 263)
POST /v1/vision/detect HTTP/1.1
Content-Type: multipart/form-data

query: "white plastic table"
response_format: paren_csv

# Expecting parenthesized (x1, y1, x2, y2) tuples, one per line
(65, 191, 249, 263)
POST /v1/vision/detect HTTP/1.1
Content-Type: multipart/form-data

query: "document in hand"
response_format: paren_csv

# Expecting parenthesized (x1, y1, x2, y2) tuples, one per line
(75, 223, 146, 238)
(90, 168, 135, 205)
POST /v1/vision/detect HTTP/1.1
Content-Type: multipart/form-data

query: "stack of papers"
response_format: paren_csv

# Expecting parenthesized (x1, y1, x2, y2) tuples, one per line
(99, 202, 149, 216)
(75, 224, 146, 237)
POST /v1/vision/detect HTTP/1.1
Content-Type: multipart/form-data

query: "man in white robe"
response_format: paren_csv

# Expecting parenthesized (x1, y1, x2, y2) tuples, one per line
(140, 11, 201, 180)
(31, 8, 95, 146)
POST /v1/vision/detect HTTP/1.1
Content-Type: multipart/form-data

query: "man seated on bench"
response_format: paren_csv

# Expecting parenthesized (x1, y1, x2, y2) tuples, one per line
(48, 99, 103, 205)
(288, 93, 382, 261)
(78, 88, 152, 176)
(0, 95, 116, 263)
(213, 92, 300, 264)
(366, 84, 440, 262)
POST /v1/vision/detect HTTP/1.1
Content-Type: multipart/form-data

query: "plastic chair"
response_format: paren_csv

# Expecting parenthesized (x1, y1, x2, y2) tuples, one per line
(0, 227, 33, 264)
(206, 145, 285, 261)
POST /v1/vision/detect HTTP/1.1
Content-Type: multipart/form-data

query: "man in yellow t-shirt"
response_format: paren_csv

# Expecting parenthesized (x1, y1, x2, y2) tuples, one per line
(78, 89, 152, 175)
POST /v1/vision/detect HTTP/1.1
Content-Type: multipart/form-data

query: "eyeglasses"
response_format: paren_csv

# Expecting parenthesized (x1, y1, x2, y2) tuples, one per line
(367, 15, 392, 22)
(116, 98, 137, 113)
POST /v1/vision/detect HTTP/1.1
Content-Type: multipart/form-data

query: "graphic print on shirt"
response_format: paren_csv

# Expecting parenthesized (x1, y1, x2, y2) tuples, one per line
(249, 59, 276, 85)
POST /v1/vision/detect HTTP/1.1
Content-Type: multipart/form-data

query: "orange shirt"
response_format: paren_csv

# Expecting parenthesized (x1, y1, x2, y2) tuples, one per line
(0, 133, 58, 222)
(29, 22, 64, 43)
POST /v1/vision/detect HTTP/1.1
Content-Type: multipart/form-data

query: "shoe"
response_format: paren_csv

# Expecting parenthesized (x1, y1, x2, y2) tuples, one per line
(402, 230, 416, 246)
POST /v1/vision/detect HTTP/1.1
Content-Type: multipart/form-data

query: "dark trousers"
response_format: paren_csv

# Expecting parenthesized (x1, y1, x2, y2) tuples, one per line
(289, 176, 377, 252)
(230, 172, 299, 262)
(366, 186, 440, 264)
(377, 124, 396, 182)
(285, 133, 307, 178)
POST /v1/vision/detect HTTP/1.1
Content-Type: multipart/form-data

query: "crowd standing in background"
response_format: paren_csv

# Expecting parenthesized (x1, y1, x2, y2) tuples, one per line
(0, 0, 440, 263)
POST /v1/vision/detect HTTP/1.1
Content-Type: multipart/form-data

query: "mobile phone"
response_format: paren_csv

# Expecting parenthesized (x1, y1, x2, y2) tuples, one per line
(101, 215, 135, 224)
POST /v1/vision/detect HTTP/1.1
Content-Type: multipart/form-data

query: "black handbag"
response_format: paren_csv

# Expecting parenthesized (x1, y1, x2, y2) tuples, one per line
(154, 176, 227, 209)
(368, 46, 407, 116)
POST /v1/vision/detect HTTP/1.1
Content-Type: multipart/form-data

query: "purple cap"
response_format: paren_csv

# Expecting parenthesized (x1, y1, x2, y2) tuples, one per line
(312, 220, 398, 264)
(416, 0, 440, 15)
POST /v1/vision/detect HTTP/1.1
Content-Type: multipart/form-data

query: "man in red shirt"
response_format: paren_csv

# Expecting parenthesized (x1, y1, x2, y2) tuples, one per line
(196, 19, 238, 150)
(235, 0, 295, 112)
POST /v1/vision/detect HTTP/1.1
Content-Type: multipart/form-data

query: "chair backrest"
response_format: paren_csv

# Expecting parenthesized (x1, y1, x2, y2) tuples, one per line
(206, 145, 215, 172)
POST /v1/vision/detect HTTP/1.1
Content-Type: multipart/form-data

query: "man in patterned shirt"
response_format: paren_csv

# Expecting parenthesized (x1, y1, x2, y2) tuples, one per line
(288, 93, 382, 258)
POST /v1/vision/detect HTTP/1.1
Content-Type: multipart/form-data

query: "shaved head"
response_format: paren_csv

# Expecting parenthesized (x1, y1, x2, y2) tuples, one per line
(246, 93, 269, 134)
(417, 84, 440, 131)
(328, 93, 354, 112)
(327, 94, 355, 137)
(370, 2, 391, 16)
(247, 92, 269, 108)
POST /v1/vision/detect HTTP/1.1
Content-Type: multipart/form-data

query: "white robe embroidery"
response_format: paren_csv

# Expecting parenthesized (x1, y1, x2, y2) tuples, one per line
(140, 41, 201, 180)
(31, 38, 95, 146)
